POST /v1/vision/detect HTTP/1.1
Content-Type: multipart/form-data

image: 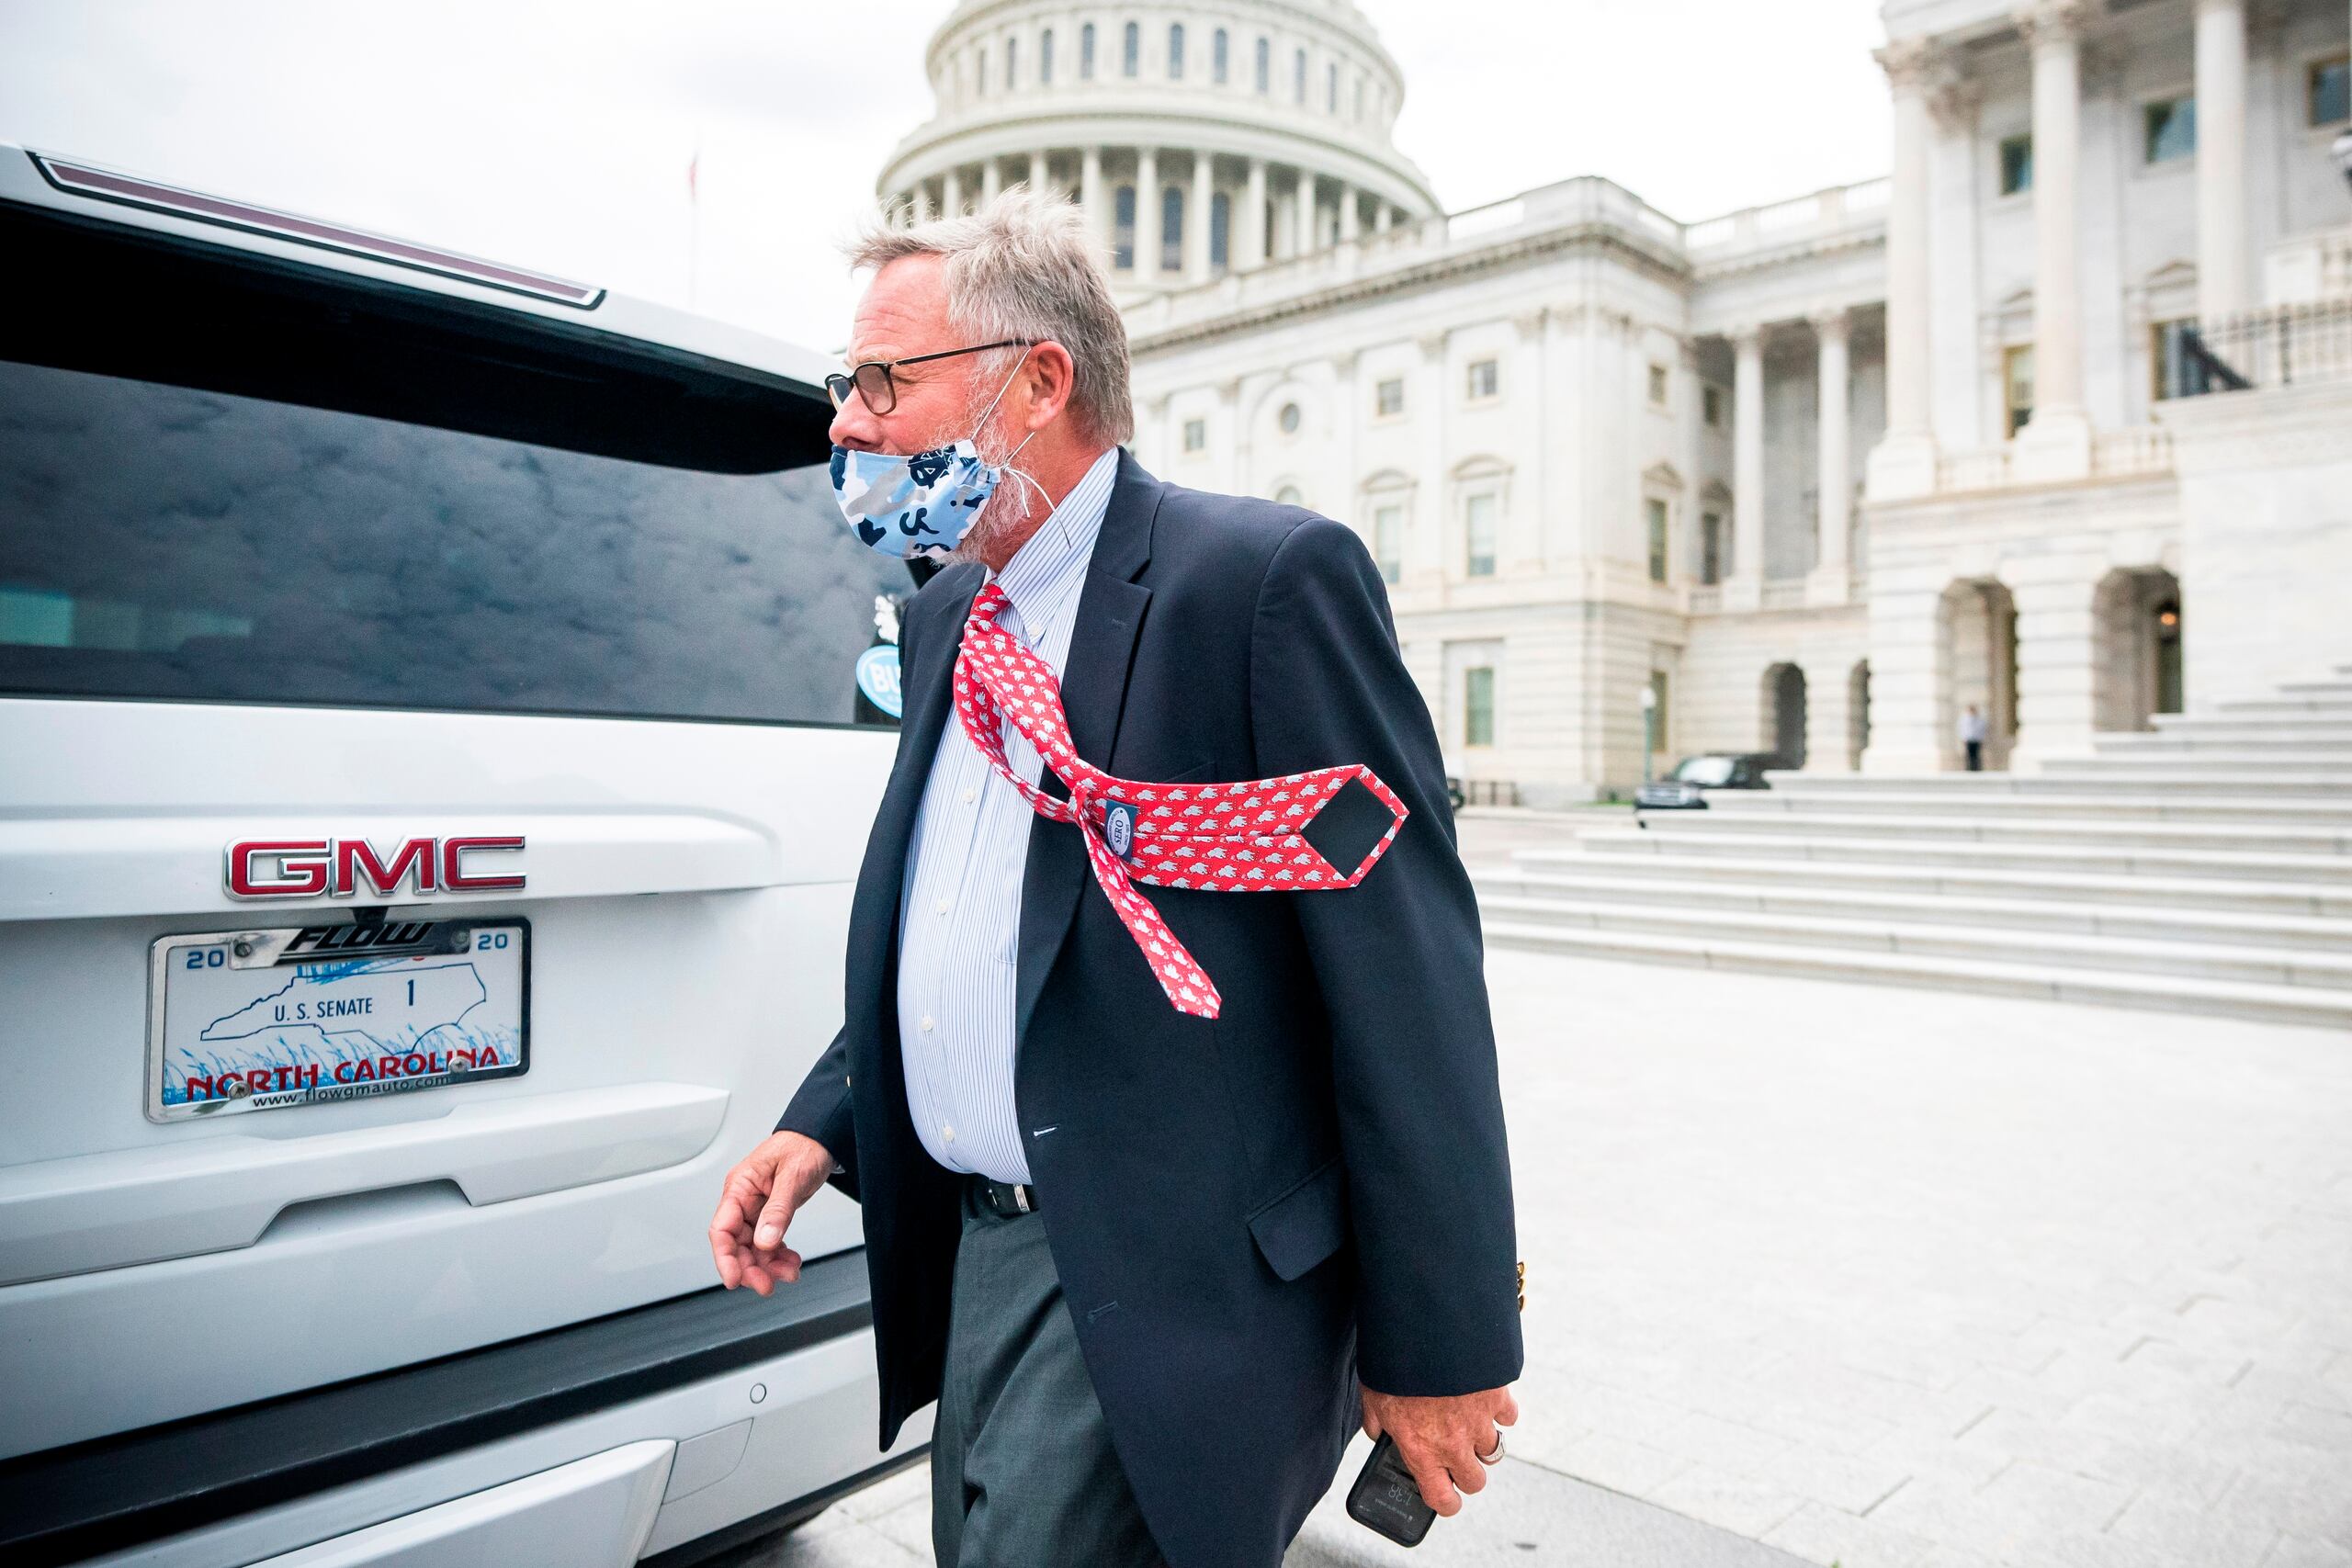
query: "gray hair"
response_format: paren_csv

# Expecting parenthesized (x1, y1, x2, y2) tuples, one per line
(845, 186, 1135, 445)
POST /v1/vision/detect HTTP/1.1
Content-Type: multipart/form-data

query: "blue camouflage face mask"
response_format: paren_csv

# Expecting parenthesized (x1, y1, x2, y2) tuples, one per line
(829, 354, 1042, 561)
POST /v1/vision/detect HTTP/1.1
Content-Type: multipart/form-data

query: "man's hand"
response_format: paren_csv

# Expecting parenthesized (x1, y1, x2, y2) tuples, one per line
(1360, 1383, 1520, 1517)
(709, 1131, 837, 1297)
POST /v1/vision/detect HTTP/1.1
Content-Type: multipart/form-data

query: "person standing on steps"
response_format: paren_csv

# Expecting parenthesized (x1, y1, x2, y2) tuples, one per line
(1960, 704, 1988, 772)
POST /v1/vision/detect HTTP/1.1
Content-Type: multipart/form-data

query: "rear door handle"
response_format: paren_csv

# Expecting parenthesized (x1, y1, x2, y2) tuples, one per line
(0, 1081, 729, 1286)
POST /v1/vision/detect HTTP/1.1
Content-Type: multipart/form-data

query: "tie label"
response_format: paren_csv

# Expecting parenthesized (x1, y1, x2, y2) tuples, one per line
(1103, 798, 1138, 862)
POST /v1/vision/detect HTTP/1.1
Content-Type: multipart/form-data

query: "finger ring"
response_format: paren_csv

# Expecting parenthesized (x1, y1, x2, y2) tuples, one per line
(1476, 1432, 1504, 1465)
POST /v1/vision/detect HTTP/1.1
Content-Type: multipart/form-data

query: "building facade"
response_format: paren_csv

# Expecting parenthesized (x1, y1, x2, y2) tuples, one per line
(881, 0, 2352, 803)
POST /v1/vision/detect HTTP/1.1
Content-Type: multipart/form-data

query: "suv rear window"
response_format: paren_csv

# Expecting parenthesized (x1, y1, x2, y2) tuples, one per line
(0, 200, 906, 726)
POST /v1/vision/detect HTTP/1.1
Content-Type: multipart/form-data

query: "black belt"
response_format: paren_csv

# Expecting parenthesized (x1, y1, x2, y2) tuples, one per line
(970, 1173, 1040, 1217)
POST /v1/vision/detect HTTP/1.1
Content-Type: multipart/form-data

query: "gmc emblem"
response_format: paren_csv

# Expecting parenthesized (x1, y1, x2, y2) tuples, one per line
(226, 836, 526, 899)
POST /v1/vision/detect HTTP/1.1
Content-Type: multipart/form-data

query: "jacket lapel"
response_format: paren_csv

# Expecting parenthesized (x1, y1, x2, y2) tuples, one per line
(1014, 450, 1161, 1044)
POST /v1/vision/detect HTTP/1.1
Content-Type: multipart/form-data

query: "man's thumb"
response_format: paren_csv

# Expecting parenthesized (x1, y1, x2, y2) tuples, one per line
(753, 1197, 791, 1250)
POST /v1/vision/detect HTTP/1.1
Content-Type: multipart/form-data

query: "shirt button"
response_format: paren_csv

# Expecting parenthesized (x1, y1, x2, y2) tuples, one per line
(962, 788, 977, 804)
(920, 1015, 935, 1032)
(942, 1124, 956, 1142)
(934, 897, 949, 916)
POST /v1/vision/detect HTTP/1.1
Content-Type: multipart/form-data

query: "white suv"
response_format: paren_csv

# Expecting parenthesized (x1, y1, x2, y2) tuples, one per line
(0, 146, 925, 1567)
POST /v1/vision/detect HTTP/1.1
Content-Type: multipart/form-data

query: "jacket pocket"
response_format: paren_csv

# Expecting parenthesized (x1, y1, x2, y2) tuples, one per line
(1245, 1155, 1350, 1282)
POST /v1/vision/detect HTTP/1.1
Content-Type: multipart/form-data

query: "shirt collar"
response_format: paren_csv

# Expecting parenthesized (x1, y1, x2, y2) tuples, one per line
(988, 446, 1118, 628)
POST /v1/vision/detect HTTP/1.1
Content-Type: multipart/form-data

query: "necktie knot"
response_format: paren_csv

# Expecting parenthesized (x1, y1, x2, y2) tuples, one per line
(970, 583, 1012, 628)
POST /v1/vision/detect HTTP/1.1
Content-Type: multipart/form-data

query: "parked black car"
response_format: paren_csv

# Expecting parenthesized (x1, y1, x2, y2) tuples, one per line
(1634, 751, 1779, 809)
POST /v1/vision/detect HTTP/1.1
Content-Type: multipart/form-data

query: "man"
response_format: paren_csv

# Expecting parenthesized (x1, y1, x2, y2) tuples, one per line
(1960, 703, 1988, 771)
(708, 189, 1522, 1568)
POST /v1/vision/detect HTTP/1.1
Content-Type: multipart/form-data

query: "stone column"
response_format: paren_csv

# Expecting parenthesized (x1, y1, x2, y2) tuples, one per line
(1329, 348, 1359, 536)
(1190, 152, 1215, 282)
(1135, 145, 1160, 282)
(1410, 331, 1449, 583)
(980, 157, 1002, 206)
(1029, 149, 1049, 192)
(2015, 1, 2093, 482)
(1374, 203, 1394, 235)
(2007, 572, 2101, 772)
(1509, 310, 1548, 571)
(1865, 39, 1939, 500)
(1274, 173, 1300, 261)
(942, 166, 963, 218)
(2195, 0, 2251, 319)
(1727, 324, 1767, 609)
(1242, 158, 1268, 272)
(911, 182, 933, 223)
(1217, 377, 1243, 493)
(1080, 146, 1105, 243)
(1338, 184, 1361, 244)
(1811, 309, 1853, 592)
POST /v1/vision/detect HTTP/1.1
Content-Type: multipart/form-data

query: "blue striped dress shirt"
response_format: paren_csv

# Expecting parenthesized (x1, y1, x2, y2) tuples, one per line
(896, 446, 1119, 1184)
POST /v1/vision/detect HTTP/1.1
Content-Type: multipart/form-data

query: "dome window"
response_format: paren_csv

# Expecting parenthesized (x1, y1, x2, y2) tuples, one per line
(1080, 22, 1095, 79)
(1169, 23, 1184, 80)
(1123, 20, 1139, 78)
(1214, 28, 1228, 85)
(1279, 402, 1303, 435)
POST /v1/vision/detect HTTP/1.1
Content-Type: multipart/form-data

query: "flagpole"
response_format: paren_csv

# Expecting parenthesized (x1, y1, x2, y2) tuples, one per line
(686, 135, 702, 312)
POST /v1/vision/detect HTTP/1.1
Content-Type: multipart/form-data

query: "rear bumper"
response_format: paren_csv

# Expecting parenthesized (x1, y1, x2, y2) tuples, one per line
(0, 1249, 927, 1568)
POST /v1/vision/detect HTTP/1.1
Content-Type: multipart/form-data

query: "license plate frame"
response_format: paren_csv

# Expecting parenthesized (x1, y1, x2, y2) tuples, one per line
(145, 917, 531, 1122)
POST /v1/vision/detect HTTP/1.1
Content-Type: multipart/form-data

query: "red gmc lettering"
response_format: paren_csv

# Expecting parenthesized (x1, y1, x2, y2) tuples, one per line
(228, 840, 329, 897)
(442, 836, 526, 892)
(227, 835, 525, 898)
(334, 838, 437, 897)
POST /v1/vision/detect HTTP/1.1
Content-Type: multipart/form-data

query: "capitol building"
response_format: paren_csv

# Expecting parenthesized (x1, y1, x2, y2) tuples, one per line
(877, 0, 2352, 805)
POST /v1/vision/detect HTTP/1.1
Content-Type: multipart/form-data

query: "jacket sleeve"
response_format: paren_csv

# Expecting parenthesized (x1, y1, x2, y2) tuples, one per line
(776, 1025, 859, 1203)
(1250, 514, 1522, 1397)
(770, 587, 933, 1207)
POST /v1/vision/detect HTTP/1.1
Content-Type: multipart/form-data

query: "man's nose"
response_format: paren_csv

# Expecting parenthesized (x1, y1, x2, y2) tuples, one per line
(828, 389, 883, 451)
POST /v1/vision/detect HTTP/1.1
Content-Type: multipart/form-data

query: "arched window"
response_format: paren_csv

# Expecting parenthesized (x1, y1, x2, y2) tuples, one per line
(1210, 191, 1230, 268)
(1006, 36, 1018, 89)
(1293, 48, 1306, 103)
(1041, 28, 1054, 84)
(1353, 75, 1364, 121)
(1327, 61, 1338, 112)
(1123, 21, 1139, 76)
(1080, 22, 1095, 78)
(1275, 484, 1305, 505)
(1254, 37, 1270, 93)
(977, 47, 987, 96)
(1213, 28, 1228, 84)
(1113, 186, 1136, 269)
(1161, 186, 1184, 272)
(1168, 23, 1184, 78)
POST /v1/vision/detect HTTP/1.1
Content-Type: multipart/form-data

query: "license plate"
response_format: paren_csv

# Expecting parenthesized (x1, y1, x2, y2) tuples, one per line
(146, 919, 530, 1122)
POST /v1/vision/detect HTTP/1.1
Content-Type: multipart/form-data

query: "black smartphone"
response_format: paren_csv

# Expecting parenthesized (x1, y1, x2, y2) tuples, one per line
(1345, 1431, 1437, 1547)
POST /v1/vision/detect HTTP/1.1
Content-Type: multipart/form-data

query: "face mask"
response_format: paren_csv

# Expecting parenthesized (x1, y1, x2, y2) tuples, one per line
(830, 354, 1043, 561)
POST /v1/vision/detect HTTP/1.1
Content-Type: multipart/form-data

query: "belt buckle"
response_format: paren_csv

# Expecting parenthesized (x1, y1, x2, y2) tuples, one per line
(1012, 1182, 1032, 1213)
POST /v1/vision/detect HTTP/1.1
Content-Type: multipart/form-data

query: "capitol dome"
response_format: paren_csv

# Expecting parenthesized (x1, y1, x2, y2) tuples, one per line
(876, 0, 1440, 298)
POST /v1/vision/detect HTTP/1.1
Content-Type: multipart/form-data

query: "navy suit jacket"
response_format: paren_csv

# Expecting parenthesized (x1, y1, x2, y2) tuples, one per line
(778, 450, 1522, 1568)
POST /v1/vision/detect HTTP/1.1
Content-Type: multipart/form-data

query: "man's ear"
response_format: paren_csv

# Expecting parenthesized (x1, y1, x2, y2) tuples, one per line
(1027, 340, 1078, 430)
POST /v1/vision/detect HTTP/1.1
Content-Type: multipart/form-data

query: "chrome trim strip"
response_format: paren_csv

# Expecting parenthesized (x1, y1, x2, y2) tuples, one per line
(30, 152, 605, 309)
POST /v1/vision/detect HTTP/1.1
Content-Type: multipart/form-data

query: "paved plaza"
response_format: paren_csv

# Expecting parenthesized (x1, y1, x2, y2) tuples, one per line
(723, 890, 2352, 1568)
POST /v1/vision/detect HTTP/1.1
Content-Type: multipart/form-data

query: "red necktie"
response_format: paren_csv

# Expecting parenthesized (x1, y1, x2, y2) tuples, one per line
(953, 582, 1408, 1019)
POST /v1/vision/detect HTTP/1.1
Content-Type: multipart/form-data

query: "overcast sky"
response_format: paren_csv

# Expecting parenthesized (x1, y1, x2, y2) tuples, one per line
(0, 1, 1891, 355)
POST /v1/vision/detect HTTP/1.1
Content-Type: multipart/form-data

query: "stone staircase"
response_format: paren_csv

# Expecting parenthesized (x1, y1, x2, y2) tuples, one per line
(1476, 663, 2352, 1030)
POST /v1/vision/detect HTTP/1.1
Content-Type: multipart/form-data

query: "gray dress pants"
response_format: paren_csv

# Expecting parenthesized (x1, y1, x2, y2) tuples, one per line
(930, 1178, 1168, 1568)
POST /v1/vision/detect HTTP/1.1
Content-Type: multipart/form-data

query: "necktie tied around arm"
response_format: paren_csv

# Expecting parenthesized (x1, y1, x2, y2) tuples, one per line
(954, 583, 1408, 1019)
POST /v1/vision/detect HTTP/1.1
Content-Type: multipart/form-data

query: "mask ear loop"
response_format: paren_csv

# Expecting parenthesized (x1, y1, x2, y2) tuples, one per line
(973, 348, 1068, 543)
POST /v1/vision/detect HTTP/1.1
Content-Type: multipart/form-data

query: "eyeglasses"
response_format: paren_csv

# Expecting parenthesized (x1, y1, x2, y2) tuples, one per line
(824, 339, 1037, 415)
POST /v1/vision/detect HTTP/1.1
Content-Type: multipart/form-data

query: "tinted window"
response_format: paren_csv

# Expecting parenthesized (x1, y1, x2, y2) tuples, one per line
(0, 206, 908, 726)
(0, 359, 902, 724)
